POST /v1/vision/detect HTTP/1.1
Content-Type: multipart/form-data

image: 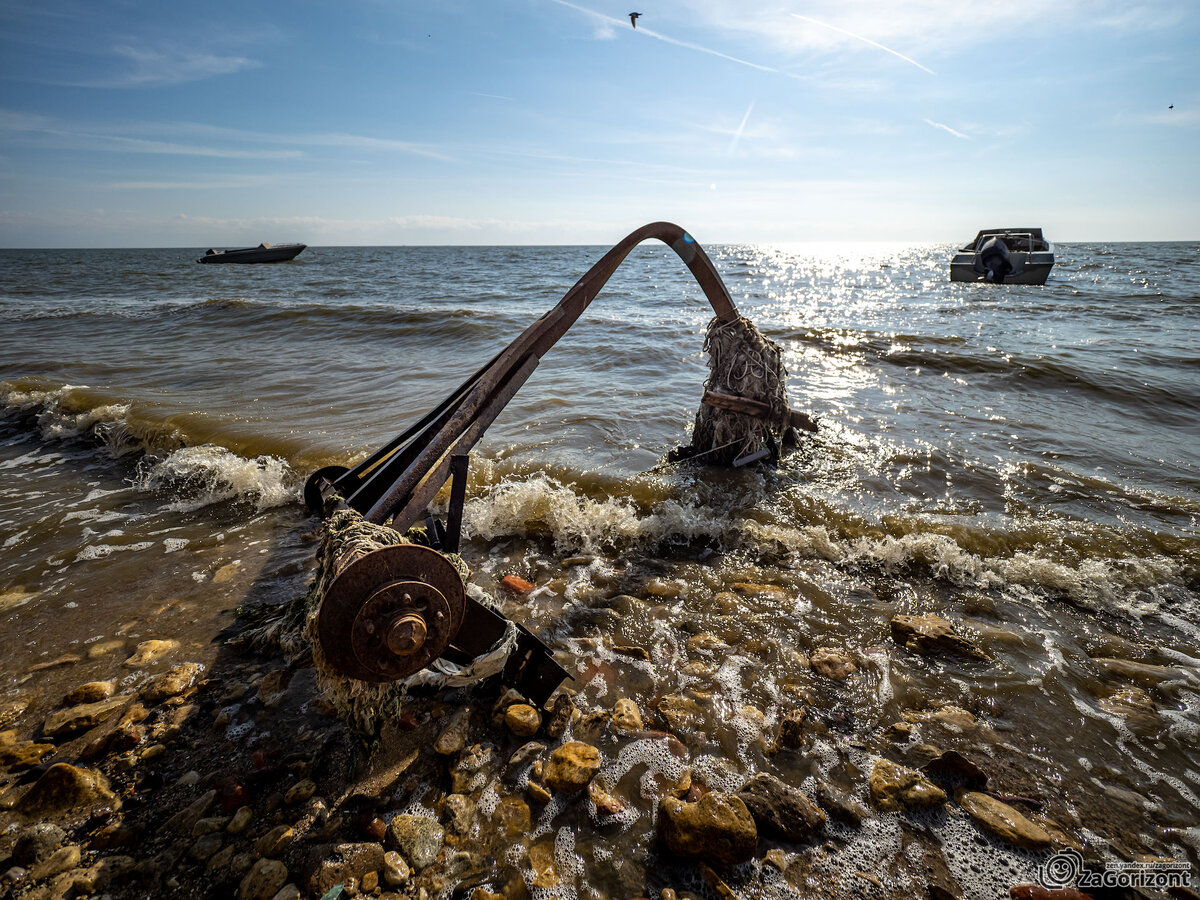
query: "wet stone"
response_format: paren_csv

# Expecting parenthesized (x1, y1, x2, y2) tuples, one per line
(1091, 656, 1183, 686)
(450, 743, 495, 794)
(959, 791, 1053, 849)
(62, 681, 115, 705)
(227, 805, 254, 833)
(239, 858, 288, 900)
(656, 695, 706, 734)
(30, 844, 80, 881)
(0, 737, 55, 769)
(442, 793, 475, 836)
(255, 824, 294, 858)
(505, 703, 541, 737)
(141, 663, 203, 703)
(435, 707, 471, 756)
(382, 850, 410, 887)
(17, 762, 119, 820)
(542, 692, 575, 739)
(657, 792, 758, 866)
(494, 795, 532, 837)
(0, 698, 29, 728)
(543, 741, 602, 794)
(608, 697, 641, 732)
(12, 823, 67, 867)
(284, 778, 315, 804)
(813, 782, 867, 826)
(189, 833, 224, 861)
(386, 815, 444, 871)
(890, 613, 992, 661)
(869, 759, 947, 812)
(123, 639, 179, 668)
(810, 647, 857, 680)
(613, 645, 651, 662)
(775, 707, 808, 751)
(42, 696, 129, 739)
(735, 773, 826, 842)
(505, 741, 545, 780)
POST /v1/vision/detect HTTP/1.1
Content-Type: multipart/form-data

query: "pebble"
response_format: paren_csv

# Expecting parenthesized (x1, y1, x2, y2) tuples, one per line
(227, 805, 254, 833)
(0, 698, 29, 728)
(141, 663, 203, 703)
(386, 815, 444, 871)
(12, 824, 67, 867)
(86, 639, 126, 659)
(657, 792, 758, 866)
(735, 773, 826, 841)
(499, 575, 535, 594)
(890, 613, 992, 661)
(543, 741, 602, 794)
(868, 759, 947, 812)
(239, 858, 288, 900)
(189, 833, 224, 861)
(959, 791, 1053, 849)
(542, 692, 575, 739)
(123, 639, 179, 668)
(810, 647, 857, 680)
(382, 850, 410, 887)
(42, 696, 129, 739)
(435, 707, 471, 755)
(30, 844, 80, 881)
(284, 778, 315, 804)
(62, 681, 116, 705)
(17, 762, 120, 819)
(270, 886, 301, 900)
(192, 816, 230, 836)
(612, 698, 643, 732)
(505, 741, 545, 780)
(255, 824, 294, 858)
(505, 703, 541, 737)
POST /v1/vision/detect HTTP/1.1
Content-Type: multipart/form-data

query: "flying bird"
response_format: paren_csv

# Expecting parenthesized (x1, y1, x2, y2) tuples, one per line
(1168, 104, 1174, 109)
(629, 12, 641, 28)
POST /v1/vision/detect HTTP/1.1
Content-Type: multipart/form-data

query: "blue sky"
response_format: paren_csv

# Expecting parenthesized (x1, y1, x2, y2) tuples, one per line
(0, 1, 1196, 246)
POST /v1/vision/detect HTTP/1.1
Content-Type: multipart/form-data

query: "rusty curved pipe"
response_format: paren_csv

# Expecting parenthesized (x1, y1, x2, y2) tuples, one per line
(331, 223, 739, 526)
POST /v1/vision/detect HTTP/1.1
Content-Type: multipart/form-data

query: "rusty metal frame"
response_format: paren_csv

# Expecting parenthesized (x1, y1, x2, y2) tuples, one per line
(307, 222, 740, 538)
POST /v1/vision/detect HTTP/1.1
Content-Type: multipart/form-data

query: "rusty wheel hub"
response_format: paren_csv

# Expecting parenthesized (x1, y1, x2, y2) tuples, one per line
(317, 544, 465, 682)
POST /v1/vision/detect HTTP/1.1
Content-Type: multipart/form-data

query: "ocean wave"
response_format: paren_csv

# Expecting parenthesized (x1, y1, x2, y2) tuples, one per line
(131, 445, 295, 512)
(461, 466, 1193, 612)
(1, 379, 298, 512)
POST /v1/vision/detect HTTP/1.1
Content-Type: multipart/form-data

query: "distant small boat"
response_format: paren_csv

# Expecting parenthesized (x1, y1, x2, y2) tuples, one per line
(197, 242, 306, 264)
(950, 228, 1053, 284)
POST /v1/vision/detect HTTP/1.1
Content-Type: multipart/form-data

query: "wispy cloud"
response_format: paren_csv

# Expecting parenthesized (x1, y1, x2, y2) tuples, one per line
(924, 119, 970, 140)
(549, 0, 780, 74)
(58, 43, 259, 88)
(790, 13, 934, 75)
(0, 111, 453, 162)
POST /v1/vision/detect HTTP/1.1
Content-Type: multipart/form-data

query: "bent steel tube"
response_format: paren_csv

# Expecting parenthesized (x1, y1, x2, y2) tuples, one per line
(311, 222, 739, 531)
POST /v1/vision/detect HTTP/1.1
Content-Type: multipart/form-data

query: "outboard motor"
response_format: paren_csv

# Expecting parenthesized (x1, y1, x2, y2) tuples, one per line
(977, 236, 1014, 283)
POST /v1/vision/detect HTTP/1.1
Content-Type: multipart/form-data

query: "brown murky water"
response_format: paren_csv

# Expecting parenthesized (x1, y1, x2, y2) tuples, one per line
(1, 242, 1197, 896)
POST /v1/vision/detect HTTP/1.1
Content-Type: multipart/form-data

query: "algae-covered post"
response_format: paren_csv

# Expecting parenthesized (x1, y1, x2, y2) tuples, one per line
(254, 223, 817, 726)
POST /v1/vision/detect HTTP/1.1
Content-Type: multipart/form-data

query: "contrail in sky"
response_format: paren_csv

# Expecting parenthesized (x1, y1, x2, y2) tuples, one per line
(550, 0, 779, 74)
(791, 13, 935, 75)
(729, 101, 755, 153)
(924, 119, 970, 139)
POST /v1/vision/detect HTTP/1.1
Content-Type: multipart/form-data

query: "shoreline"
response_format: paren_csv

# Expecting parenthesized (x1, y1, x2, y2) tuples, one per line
(3, 579, 1192, 900)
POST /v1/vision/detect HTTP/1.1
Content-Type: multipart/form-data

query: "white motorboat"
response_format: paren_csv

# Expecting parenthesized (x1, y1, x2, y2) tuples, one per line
(950, 228, 1054, 284)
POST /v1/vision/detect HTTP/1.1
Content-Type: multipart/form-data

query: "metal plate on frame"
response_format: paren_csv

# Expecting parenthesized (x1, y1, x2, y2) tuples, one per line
(317, 544, 466, 683)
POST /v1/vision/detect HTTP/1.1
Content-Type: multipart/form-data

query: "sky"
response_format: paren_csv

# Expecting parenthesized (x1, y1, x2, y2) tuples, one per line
(0, 1, 1196, 247)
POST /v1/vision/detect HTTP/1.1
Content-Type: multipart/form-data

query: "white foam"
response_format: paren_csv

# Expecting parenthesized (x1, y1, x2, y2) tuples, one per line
(132, 445, 296, 511)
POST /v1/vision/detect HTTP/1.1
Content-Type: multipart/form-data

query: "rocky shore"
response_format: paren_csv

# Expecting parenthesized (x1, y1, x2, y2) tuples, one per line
(1, 598, 1194, 900)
